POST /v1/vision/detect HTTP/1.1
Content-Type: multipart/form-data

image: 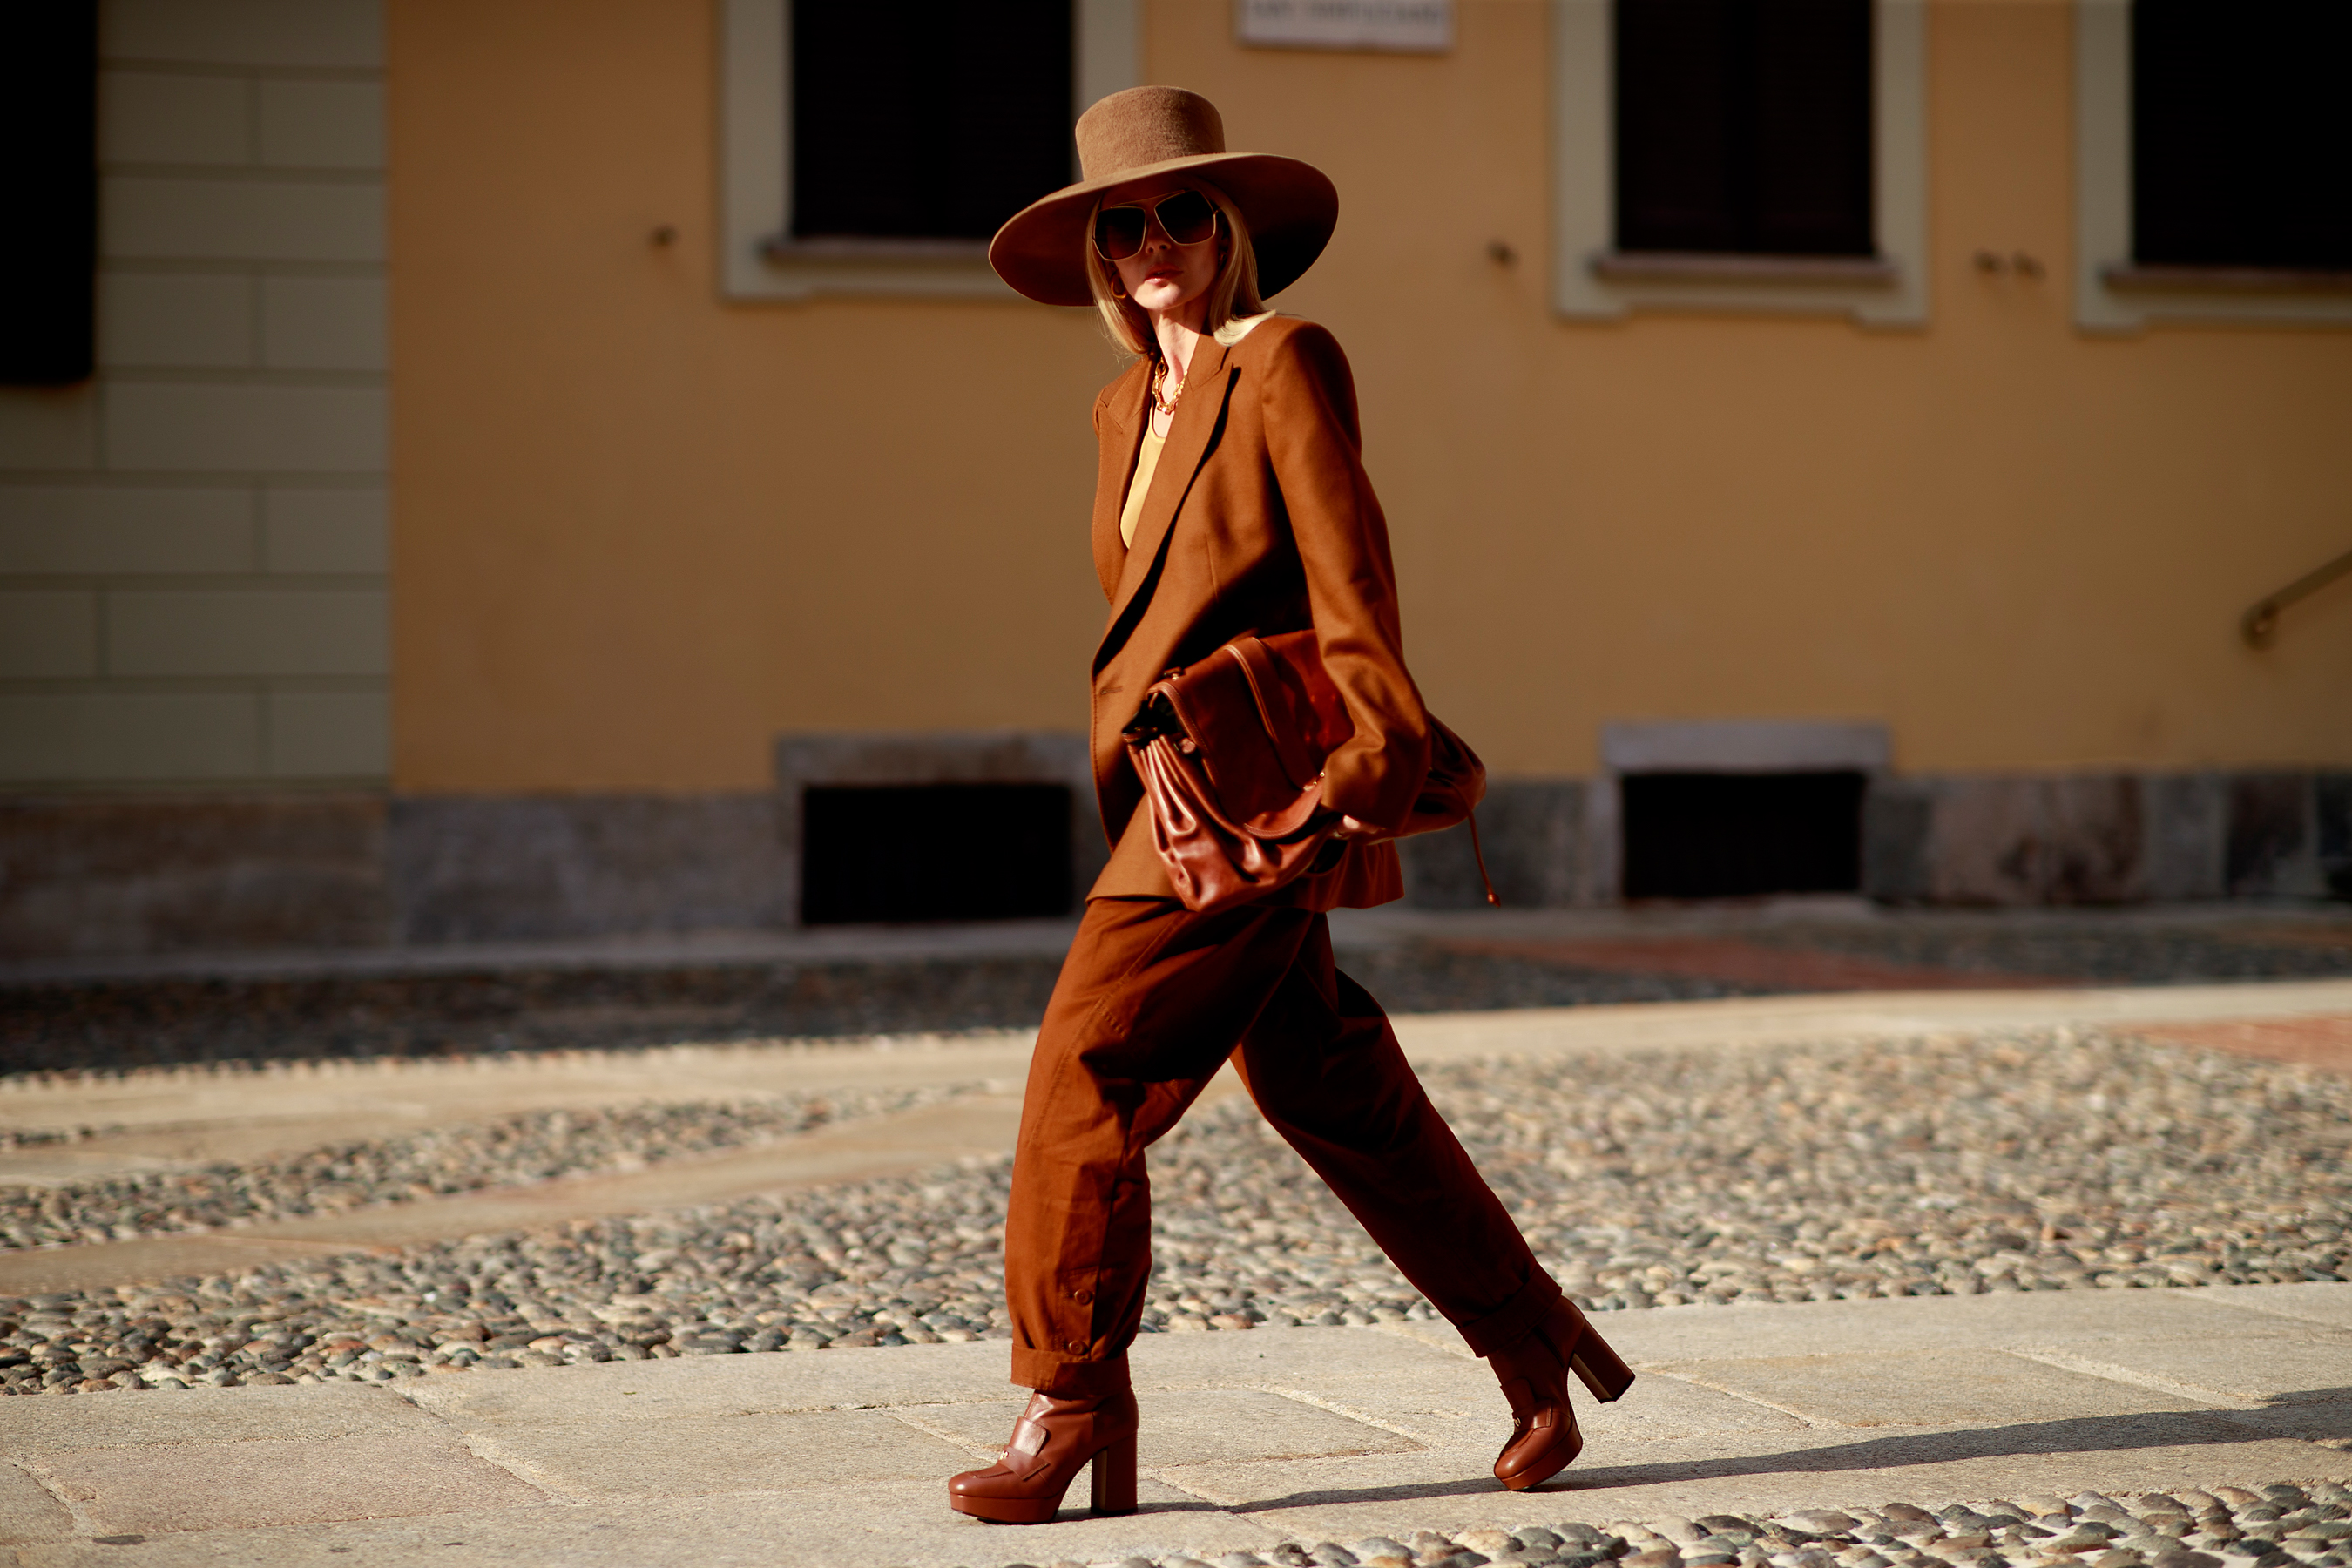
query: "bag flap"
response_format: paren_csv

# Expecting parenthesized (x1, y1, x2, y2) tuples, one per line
(1250, 631, 1352, 767)
(1146, 630, 1349, 826)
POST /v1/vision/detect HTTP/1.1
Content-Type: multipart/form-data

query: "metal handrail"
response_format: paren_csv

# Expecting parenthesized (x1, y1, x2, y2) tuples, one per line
(2242, 545, 2352, 647)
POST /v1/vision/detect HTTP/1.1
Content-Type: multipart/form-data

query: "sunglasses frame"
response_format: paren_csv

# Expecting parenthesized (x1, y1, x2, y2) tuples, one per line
(1091, 189, 1223, 262)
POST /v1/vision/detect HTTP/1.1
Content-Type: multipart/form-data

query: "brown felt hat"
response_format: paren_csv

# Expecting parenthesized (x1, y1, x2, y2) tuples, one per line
(989, 86, 1338, 308)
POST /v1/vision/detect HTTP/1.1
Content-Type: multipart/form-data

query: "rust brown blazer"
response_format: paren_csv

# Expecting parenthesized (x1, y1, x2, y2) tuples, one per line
(1086, 314, 1428, 907)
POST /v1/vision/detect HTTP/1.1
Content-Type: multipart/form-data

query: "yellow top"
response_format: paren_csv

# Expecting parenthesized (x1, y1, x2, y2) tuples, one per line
(1119, 316, 1274, 550)
(1119, 421, 1166, 549)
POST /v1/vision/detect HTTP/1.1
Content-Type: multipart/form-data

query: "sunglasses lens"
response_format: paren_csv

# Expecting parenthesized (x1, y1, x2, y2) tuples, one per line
(1157, 191, 1219, 245)
(1094, 207, 1146, 260)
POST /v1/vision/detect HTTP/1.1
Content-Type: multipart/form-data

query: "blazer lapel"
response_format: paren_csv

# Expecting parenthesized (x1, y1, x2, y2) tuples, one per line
(1091, 363, 1147, 601)
(1097, 334, 1235, 666)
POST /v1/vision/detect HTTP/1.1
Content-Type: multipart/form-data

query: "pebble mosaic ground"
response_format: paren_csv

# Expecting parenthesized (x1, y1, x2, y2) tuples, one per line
(0, 1082, 986, 1250)
(4, 1026, 2346, 1396)
(972, 1484, 2352, 1568)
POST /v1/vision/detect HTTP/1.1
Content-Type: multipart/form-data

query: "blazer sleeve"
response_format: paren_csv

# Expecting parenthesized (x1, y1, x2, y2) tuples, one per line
(1258, 323, 1431, 830)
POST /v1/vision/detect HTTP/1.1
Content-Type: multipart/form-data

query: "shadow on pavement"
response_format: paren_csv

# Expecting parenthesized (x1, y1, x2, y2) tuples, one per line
(1233, 1396, 2352, 1506)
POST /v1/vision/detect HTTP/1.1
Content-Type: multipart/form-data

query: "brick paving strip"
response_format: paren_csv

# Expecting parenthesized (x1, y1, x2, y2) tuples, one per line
(1424, 938, 2068, 996)
(2127, 1017, 2352, 1077)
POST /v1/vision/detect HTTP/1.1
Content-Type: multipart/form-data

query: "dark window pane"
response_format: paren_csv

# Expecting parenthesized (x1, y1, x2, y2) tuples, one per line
(1616, 0, 1873, 257)
(0, 1, 96, 385)
(801, 783, 1073, 924)
(1621, 770, 1866, 900)
(2132, 0, 2352, 269)
(792, 0, 1072, 241)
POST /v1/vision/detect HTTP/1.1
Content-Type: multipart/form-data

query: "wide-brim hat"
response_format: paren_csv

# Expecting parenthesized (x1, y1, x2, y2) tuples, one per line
(990, 86, 1338, 308)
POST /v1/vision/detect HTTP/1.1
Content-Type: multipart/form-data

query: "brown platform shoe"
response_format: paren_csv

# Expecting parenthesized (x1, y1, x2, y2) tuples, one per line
(1487, 1296, 1635, 1490)
(947, 1387, 1139, 1524)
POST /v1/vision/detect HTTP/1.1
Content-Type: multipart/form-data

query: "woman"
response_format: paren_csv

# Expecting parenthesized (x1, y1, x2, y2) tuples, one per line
(953, 86, 1631, 1525)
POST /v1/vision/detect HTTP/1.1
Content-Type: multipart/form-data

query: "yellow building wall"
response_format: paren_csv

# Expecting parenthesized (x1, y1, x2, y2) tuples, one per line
(386, 0, 2352, 795)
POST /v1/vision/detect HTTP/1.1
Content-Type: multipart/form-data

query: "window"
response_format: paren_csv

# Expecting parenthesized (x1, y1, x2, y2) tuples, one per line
(801, 783, 1074, 923)
(0, 1, 95, 384)
(1615, 0, 1873, 259)
(1551, 0, 1926, 325)
(2130, 1, 2352, 273)
(2073, 0, 2352, 330)
(1596, 720, 1889, 902)
(789, 3, 1071, 244)
(720, 0, 1141, 300)
(1620, 770, 1866, 899)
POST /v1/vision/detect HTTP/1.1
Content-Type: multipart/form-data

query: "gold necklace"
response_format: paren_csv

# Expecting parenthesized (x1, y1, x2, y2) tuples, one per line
(1150, 357, 1186, 417)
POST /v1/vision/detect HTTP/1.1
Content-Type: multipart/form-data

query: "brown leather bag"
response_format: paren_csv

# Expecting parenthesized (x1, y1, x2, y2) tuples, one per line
(1120, 630, 1495, 915)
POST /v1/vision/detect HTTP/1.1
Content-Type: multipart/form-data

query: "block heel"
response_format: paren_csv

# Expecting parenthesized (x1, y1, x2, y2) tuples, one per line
(1090, 1431, 1138, 1515)
(949, 1388, 1141, 1524)
(1487, 1295, 1635, 1490)
(1569, 1331, 1634, 1402)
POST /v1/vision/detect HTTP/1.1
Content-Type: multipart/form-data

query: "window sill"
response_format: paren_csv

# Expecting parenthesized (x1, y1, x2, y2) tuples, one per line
(2102, 263, 2352, 295)
(1590, 251, 1899, 287)
(762, 237, 992, 263)
(736, 235, 1012, 302)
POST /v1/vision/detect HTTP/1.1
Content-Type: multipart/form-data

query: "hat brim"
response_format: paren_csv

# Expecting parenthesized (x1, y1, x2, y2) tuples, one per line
(989, 152, 1338, 308)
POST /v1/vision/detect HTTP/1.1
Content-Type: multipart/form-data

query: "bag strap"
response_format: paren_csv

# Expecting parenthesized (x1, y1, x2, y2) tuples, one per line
(1464, 809, 1499, 907)
(1226, 636, 1324, 789)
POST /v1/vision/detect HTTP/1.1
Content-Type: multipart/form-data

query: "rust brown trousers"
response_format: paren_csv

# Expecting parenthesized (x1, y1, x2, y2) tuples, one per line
(1004, 316, 1561, 1394)
(1005, 894, 1565, 1394)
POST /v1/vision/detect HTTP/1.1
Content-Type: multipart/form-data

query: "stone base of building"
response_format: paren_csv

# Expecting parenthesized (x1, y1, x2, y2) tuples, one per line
(3, 765, 2346, 961)
(0, 791, 792, 959)
(1402, 768, 2351, 909)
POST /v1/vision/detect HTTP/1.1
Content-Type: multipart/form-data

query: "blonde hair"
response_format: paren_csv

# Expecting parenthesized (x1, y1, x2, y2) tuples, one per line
(1085, 183, 1266, 361)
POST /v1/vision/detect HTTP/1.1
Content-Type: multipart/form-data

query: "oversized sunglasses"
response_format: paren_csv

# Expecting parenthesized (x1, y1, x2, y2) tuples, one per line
(1092, 189, 1221, 260)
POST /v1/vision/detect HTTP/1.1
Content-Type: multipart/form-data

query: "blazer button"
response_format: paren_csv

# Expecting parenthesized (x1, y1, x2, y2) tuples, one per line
(1071, 1288, 1093, 1305)
(1066, 1339, 1086, 1352)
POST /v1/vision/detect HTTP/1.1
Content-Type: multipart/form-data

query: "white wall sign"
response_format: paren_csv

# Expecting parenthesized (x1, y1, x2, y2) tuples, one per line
(1237, 0, 1454, 54)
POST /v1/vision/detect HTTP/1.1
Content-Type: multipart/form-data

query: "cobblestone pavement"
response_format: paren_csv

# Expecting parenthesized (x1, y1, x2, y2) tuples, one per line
(5, 1026, 2344, 1396)
(6, 916, 2347, 1075)
(1003, 1484, 2352, 1568)
(0, 1082, 987, 1250)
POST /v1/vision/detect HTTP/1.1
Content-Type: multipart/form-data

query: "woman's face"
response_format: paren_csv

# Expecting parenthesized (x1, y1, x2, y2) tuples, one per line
(1104, 181, 1227, 323)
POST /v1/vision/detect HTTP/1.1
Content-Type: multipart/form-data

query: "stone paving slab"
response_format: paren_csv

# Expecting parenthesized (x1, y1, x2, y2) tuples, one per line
(1654, 1350, 2215, 1426)
(3, 1285, 2348, 1566)
(2010, 1336, 2352, 1406)
(2211, 1282, 2352, 1331)
(0, 1381, 438, 1452)
(469, 1406, 975, 1498)
(0, 1463, 69, 1548)
(30, 1431, 540, 1538)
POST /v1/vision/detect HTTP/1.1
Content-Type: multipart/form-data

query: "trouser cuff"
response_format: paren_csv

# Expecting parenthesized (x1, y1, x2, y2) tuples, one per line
(1453, 1267, 1563, 1358)
(1010, 1346, 1132, 1398)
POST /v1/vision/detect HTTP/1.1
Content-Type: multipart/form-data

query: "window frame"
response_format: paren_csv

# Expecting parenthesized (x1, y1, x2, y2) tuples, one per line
(2072, 0, 2352, 333)
(1550, 0, 1929, 327)
(719, 0, 1140, 301)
